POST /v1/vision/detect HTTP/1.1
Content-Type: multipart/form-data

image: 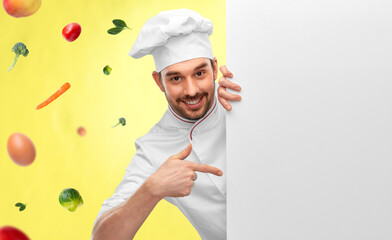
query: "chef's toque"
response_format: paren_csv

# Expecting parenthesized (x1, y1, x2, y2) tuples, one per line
(128, 9, 214, 72)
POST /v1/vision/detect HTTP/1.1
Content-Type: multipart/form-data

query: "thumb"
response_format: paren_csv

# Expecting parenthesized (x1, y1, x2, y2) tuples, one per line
(170, 143, 192, 160)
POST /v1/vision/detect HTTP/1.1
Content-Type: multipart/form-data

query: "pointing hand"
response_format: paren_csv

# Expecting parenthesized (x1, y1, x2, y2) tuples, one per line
(148, 143, 223, 199)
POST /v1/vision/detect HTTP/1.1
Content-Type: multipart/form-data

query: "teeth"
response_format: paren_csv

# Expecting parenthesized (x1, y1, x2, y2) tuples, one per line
(185, 98, 201, 105)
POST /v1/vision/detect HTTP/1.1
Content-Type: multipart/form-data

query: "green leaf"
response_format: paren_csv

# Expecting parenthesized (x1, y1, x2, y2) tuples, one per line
(107, 27, 124, 35)
(15, 202, 26, 211)
(113, 19, 128, 28)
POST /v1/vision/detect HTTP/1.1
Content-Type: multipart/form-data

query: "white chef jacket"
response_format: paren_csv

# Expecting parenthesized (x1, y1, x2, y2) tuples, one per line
(94, 94, 227, 240)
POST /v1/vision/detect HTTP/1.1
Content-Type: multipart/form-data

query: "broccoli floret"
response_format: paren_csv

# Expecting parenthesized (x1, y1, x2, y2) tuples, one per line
(8, 42, 29, 72)
(112, 117, 126, 128)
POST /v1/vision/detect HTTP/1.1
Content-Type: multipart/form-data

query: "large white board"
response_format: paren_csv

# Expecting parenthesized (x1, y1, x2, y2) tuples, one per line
(226, 1, 392, 239)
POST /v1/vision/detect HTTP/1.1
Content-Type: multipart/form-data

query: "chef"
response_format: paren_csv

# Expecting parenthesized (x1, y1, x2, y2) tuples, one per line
(91, 9, 241, 240)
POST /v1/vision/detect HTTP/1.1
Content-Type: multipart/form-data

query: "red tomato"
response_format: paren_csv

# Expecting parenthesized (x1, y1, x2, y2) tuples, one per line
(0, 226, 30, 240)
(62, 23, 82, 42)
(77, 126, 86, 136)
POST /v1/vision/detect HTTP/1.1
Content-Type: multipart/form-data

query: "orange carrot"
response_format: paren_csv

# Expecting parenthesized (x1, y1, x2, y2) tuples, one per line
(36, 82, 71, 110)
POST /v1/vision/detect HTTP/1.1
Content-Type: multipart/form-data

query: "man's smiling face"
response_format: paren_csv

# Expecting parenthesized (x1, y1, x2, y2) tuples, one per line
(153, 57, 218, 120)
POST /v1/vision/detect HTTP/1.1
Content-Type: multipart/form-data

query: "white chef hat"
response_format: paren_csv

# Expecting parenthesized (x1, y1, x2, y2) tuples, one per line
(128, 9, 214, 72)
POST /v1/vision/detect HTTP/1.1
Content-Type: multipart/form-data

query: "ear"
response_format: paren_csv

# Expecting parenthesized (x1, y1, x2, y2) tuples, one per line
(212, 57, 218, 81)
(152, 71, 165, 92)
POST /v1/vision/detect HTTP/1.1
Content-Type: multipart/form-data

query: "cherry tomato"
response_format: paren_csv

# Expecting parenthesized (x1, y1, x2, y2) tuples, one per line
(62, 23, 82, 42)
(77, 126, 86, 136)
(0, 226, 30, 240)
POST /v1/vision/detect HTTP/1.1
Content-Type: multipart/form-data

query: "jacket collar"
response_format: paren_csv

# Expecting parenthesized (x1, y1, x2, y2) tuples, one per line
(166, 96, 218, 130)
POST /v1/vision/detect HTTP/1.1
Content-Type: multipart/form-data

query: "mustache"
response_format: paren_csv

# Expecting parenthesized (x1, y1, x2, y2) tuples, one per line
(177, 92, 208, 102)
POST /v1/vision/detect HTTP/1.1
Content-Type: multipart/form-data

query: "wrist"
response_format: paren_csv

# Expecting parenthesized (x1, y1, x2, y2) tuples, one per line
(144, 175, 164, 201)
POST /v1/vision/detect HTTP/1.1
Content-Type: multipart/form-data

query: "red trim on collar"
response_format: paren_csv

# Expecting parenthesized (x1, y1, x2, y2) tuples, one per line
(168, 107, 195, 124)
(190, 100, 217, 140)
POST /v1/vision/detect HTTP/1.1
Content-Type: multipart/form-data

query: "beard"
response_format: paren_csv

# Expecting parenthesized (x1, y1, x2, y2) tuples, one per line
(166, 85, 215, 121)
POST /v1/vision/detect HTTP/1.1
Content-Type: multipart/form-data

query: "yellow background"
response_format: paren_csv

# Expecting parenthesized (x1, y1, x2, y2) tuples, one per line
(0, 0, 225, 239)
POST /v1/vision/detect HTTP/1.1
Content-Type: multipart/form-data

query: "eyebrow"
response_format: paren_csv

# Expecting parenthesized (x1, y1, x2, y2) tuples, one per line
(164, 62, 209, 78)
(194, 62, 209, 71)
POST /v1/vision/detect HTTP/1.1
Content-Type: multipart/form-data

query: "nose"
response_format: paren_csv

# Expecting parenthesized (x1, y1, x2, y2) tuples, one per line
(183, 77, 198, 97)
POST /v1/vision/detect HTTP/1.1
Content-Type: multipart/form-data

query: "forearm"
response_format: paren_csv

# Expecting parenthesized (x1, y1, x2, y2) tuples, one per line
(91, 179, 161, 240)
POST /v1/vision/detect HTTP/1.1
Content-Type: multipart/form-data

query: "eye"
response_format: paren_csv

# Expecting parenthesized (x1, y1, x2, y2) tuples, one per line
(195, 71, 205, 77)
(171, 76, 181, 81)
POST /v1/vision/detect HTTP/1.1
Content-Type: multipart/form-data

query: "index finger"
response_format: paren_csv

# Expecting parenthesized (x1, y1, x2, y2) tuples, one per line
(170, 143, 192, 160)
(187, 162, 223, 176)
(219, 65, 233, 78)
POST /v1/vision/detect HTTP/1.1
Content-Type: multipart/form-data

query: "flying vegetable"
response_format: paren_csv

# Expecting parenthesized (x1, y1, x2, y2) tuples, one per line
(59, 188, 83, 212)
(107, 19, 131, 35)
(112, 117, 126, 128)
(103, 65, 112, 75)
(15, 202, 27, 211)
(8, 42, 29, 72)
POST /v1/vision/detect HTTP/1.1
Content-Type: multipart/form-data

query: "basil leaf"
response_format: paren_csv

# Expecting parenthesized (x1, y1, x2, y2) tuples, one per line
(15, 202, 26, 211)
(107, 27, 124, 35)
(113, 19, 128, 28)
(19, 205, 26, 211)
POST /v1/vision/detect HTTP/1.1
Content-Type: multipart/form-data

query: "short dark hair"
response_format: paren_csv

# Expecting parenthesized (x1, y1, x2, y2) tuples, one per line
(158, 58, 215, 82)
